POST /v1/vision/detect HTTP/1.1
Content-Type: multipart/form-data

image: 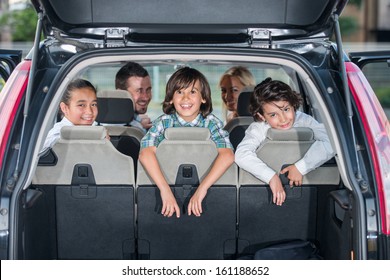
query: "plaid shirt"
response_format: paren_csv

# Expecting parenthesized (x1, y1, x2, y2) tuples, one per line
(141, 113, 233, 149)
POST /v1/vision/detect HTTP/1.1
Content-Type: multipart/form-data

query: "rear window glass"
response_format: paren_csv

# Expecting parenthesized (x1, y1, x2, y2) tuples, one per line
(80, 62, 297, 122)
(360, 61, 390, 117)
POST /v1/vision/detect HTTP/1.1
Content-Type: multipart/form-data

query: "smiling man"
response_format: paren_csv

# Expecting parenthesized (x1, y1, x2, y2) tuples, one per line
(115, 62, 153, 132)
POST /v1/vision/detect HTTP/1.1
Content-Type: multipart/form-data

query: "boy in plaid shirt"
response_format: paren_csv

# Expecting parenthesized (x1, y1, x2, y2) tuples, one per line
(139, 67, 234, 218)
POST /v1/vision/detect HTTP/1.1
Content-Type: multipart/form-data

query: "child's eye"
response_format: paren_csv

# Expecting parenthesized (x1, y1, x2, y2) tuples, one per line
(270, 113, 276, 118)
(284, 107, 290, 112)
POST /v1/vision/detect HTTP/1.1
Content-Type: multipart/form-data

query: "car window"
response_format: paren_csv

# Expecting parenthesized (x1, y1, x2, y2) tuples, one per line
(80, 62, 297, 122)
(360, 61, 390, 119)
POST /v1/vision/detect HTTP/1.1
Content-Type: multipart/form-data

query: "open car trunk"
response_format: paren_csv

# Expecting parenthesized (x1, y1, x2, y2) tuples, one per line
(4, 0, 380, 262)
(33, 0, 347, 43)
(15, 45, 358, 260)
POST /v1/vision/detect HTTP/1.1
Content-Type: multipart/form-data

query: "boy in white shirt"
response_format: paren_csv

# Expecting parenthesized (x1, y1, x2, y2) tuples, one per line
(235, 78, 334, 206)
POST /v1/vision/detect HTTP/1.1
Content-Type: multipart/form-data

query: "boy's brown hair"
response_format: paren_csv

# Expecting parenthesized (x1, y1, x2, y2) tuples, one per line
(249, 77, 303, 121)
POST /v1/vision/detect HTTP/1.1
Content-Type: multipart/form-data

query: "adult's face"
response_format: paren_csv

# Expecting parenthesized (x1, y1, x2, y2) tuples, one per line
(126, 76, 152, 114)
(220, 76, 245, 112)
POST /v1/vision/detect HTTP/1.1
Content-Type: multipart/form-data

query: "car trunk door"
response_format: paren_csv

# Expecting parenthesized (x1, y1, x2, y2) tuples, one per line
(349, 51, 390, 118)
(32, 0, 347, 43)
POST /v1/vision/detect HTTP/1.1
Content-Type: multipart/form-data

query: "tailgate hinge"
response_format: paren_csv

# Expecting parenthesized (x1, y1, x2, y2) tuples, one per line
(248, 29, 272, 48)
(104, 28, 129, 48)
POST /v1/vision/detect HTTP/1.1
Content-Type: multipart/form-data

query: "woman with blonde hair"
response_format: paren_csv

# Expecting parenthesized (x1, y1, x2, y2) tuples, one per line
(219, 66, 255, 122)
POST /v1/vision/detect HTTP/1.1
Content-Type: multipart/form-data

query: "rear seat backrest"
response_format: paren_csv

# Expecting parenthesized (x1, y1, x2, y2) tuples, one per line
(34, 126, 134, 184)
(32, 126, 136, 259)
(137, 127, 237, 185)
(237, 127, 339, 256)
(158, 127, 217, 183)
(136, 127, 237, 259)
(138, 127, 235, 185)
(96, 89, 145, 175)
(239, 127, 339, 185)
(256, 127, 314, 182)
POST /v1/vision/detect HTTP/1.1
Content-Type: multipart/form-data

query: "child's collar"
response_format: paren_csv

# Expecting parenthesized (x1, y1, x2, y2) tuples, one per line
(175, 113, 202, 126)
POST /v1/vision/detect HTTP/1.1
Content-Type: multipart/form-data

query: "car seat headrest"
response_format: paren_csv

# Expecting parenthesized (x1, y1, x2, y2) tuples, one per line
(164, 127, 211, 141)
(96, 90, 134, 124)
(60, 126, 106, 141)
(266, 127, 314, 141)
(237, 89, 253, 117)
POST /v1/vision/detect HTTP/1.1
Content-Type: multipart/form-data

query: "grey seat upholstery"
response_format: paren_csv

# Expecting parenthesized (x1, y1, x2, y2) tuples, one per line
(136, 127, 238, 259)
(96, 90, 135, 125)
(237, 127, 339, 256)
(224, 90, 254, 150)
(33, 126, 136, 259)
(96, 89, 145, 175)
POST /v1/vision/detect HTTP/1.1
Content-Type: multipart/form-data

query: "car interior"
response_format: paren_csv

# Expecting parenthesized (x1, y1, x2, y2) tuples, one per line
(21, 53, 351, 260)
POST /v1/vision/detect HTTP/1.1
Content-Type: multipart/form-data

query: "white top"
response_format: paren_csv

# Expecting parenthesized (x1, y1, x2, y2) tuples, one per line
(40, 117, 97, 154)
(235, 111, 334, 184)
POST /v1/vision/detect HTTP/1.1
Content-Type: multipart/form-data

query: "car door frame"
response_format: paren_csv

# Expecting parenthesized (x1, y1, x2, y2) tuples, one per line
(349, 50, 390, 259)
(349, 50, 390, 68)
(349, 50, 390, 117)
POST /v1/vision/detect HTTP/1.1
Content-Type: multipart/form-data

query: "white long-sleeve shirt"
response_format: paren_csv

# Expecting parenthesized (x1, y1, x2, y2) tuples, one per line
(40, 117, 97, 155)
(235, 111, 335, 184)
(41, 117, 74, 154)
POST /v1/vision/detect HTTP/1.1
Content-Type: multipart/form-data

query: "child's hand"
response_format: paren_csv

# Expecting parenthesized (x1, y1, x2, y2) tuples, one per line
(139, 114, 152, 130)
(269, 174, 286, 206)
(188, 187, 207, 217)
(160, 188, 180, 218)
(105, 130, 111, 141)
(280, 165, 303, 187)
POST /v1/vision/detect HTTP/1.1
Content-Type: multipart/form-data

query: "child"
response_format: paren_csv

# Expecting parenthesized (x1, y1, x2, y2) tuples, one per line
(235, 78, 334, 206)
(41, 78, 99, 153)
(139, 67, 234, 218)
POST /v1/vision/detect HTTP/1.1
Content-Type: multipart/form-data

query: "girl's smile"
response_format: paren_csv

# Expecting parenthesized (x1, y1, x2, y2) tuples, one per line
(60, 88, 98, 125)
